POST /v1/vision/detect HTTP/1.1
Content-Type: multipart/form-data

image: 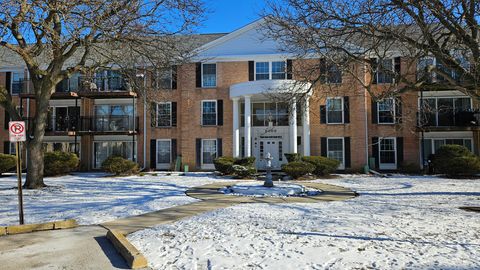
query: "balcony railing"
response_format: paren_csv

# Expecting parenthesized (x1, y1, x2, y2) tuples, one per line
(46, 116, 80, 132)
(417, 110, 480, 128)
(80, 116, 139, 132)
(79, 76, 130, 92)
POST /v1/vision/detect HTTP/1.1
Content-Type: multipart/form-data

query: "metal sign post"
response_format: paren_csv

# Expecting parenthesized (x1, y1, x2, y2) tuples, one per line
(9, 121, 26, 225)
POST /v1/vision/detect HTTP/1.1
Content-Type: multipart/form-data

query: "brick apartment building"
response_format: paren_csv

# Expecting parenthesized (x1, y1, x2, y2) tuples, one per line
(1, 19, 479, 172)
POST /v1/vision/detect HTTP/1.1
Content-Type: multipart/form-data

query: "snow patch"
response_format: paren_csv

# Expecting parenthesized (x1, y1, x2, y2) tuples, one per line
(220, 182, 321, 197)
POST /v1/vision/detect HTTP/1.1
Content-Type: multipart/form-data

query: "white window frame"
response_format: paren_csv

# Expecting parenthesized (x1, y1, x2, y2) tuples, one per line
(201, 139, 217, 169)
(156, 102, 172, 127)
(327, 137, 345, 170)
(201, 63, 217, 88)
(376, 58, 394, 84)
(201, 100, 217, 126)
(254, 61, 287, 81)
(427, 138, 473, 154)
(156, 139, 172, 169)
(326, 97, 344, 124)
(378, 137, 397, 170)
(92, 141, 135, 169)
(377, 98, 396, 124)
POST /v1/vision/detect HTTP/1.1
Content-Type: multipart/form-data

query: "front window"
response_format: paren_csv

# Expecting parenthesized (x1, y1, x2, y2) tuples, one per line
(156, 140, 171, 164)
(47, 106, 80, 132)
(326, 98, 343, 124)
(202, 101, 217, 125)
(202, 139, 217, 165)
(377, 98, 395, 124)
(376, 59, 393, 84)
(94, 141, 134, 168)
(271, 61, 286, 79)
(95, 104, 134, 131)
(419, 97, 472, 126)
(321, 61, 343, 84)
(255, 61, 286, 80)
(379, 138, 396, 167)
(202, 63, 216, 87)
(242, 102, 299, 127)
(327, 138, 344, 169)
(422, 138, 473, 159)
(156, 102, 172, 127)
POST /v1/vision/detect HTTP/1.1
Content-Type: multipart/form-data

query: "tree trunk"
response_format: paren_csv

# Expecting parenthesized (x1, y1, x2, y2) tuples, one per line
(23, 85, 53, 189)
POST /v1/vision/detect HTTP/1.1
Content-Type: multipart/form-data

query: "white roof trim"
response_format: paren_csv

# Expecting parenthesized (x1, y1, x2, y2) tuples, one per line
(195, 18, 267, 54)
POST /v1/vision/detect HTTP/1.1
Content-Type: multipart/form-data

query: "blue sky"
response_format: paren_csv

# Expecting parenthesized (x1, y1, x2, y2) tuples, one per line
(199, 0, 266, 33)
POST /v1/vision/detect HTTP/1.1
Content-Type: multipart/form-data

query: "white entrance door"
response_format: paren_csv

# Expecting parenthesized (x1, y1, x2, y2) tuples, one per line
(258, 140, 281, 170)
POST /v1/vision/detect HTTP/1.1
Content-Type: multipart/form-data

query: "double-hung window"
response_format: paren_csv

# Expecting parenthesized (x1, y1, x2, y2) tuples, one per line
(156, 139, 172, 165)
(326, 97, 343, 124)
(202, 63, 216, 88)
(202, 139, 217, 165)
(379, 138, 397, 169)
(376, 59, 394, 84)
(377, 98, 395, 124)
(156, 102, 172, 127)
(327, 138, 345, 169)
(202, 100, 217, 126)
(255, 61, 286, 80)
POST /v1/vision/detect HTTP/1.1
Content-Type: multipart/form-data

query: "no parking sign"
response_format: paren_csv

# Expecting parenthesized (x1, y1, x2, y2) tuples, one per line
(9, 121, 26, 142)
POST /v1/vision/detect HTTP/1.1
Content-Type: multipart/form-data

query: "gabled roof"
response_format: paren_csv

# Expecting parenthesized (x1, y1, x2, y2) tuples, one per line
(195, 18, 293, 60)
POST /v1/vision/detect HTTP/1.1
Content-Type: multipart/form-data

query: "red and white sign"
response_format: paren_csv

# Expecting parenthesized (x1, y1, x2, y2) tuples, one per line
(9, 121, 26, 142)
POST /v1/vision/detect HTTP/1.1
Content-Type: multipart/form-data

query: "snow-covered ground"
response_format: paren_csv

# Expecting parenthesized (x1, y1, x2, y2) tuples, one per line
(0, 172, 235, 225)
(128, 175, 480, 270)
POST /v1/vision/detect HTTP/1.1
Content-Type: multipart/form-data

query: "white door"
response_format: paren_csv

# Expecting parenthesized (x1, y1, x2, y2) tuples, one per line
(258, 140, 281, 170)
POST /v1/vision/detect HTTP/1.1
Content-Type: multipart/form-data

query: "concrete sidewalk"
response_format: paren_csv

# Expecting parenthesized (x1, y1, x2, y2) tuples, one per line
(0, 225, 132, 270)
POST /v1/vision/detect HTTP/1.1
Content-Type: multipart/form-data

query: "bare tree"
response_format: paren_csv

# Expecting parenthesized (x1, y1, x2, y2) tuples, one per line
(0, 0, 204, 189)
(263, 0, 480, 100)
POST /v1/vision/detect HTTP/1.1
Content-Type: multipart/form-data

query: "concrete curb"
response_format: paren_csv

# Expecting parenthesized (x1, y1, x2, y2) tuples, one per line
(1, 219, 77, 236)
(106, 229, 148, 269)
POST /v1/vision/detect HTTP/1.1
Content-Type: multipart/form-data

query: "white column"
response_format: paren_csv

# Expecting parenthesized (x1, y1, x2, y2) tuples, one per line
(232, 97, 240, 158)
(302, 96, 311, 156)
(244, 95, 252, 157)
(289, 97, 298, 153)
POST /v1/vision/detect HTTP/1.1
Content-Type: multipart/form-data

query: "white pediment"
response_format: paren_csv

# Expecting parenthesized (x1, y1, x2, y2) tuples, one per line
(196, 19, 291, 61)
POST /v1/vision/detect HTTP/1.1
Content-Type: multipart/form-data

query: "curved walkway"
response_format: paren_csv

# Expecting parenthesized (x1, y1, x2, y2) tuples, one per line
(102, 181, 356, 234)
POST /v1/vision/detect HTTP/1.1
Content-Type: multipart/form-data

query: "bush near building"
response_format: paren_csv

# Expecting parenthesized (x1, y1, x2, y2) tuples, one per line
(44, 151, 79, 176)
(0, 154, 16, 175)
(433, 145, 480, 177)
(281, 161, 315, 179)
(213, 156, 256, 178)
(101, 156, 140, 176)
(301, 156, 340, 176)
(284, 153, 302, 163)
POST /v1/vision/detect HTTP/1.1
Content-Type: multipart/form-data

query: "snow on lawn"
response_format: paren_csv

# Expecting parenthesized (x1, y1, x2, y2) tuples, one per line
(128, 175, 480, 270)
(0, 172, 236, 226)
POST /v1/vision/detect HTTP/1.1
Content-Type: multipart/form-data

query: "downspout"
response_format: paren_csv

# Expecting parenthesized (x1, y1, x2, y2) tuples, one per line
(143, 74, 147, 170)
(364, 63, 370, 171)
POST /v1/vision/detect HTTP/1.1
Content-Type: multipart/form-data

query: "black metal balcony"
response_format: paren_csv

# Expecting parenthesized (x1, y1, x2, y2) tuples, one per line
(46, 116, 80, 133)
(79, 116, 139, 133)
(417, 110, 480, 130)
(79, 76, 130, 92)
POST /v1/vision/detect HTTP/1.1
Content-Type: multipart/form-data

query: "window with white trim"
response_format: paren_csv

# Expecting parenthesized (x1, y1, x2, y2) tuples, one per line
(255, 61, 286, 80)
(379, 138, 396, 166)
(156, 140, 171, 164)
(202, 63, 216, 87)
(326, 97, 343, 124)
(201, 100, 217, 126)
(376, 59, 394, 84)
(419, 97, 472, 126)
(422, 138, 473, 158)
(202, 139, 217, 165)
(327, 138, 344, 169)
(156, 102, 172, 127)
(377, 98, 395, 124)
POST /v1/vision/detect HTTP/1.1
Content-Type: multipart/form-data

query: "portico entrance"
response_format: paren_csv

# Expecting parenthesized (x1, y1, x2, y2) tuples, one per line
(230, 80, 312, 170)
